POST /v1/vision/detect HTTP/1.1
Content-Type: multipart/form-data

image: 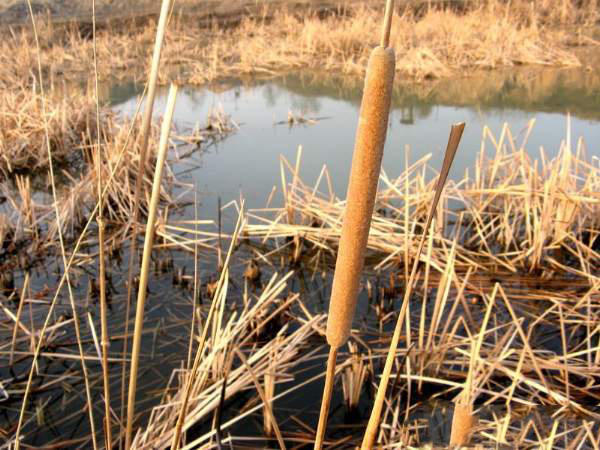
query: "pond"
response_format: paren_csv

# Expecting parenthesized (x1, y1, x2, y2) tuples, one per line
(111, 64, 600, 223)
(5, 62, 600, 447)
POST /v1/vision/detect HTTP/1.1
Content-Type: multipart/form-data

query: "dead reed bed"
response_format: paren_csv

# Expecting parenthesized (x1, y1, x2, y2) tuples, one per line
(134, 270, 326, 449)
(0, 87, 106, 177)
(0, 88, 236, 252)
(247, 123, 600, 275)
(240, 122, 600, 446)
(1, 1, 595, 89)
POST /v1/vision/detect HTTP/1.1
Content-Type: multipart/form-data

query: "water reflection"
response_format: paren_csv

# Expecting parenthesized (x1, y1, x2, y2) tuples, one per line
(110, 64, 600, 220)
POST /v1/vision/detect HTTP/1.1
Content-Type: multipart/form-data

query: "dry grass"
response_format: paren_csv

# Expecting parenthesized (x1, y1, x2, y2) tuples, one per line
(0, 1, 595, 88)
(240, 121, 600, 446)
(0, 86, 105, 177)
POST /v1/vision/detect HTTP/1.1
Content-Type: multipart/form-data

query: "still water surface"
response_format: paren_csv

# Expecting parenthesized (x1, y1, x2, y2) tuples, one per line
(111, 67, 600, 221)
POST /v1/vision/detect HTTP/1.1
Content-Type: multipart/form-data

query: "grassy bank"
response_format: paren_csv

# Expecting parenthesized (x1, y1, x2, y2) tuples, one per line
(1, 1, 597, 89)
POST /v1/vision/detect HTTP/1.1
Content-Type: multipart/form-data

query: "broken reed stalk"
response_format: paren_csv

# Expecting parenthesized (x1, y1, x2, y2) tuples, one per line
(121, 0, 173, 444)
(16, 3, 99, 449)
(91, 0, 112, 447)
(126, 83, 178, 448)
(361, 123, 465, 449)
(314, 1, 396, 448)
(9, 273, 29, 366)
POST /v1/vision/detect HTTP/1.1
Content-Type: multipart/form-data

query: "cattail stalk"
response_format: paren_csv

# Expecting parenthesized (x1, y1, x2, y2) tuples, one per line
(361, 123, 465, 449)
(315, 1, 396, 448)
(121, 0, 173, 444)
(126, 84, 178, 448)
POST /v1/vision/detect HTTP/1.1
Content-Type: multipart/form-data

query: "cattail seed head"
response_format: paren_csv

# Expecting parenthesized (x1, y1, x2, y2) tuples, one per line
(450, 401, 474, 447)
(326, 46, 395, 348)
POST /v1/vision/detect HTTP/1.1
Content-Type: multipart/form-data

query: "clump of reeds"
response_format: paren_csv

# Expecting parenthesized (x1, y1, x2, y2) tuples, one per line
(341, 341, 369, 412)
(133, 269, 324, 449)
(0, 86, 106, 177)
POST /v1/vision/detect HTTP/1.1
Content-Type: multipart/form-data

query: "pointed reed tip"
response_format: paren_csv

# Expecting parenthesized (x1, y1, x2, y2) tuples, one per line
(380, 0, 395, 48)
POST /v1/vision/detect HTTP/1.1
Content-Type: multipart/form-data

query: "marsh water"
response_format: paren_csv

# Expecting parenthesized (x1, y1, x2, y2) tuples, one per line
(111, 65, 600, 222)
(4, 63, 600, 447)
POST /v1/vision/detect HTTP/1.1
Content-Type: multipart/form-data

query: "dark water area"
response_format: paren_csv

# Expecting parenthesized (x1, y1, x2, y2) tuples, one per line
(2, 62, 600, 447)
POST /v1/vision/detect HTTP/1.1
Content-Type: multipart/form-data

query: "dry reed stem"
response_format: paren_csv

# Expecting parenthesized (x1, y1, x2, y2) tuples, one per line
(91, 0, 112, 446)
(121, 0, 172, 445)
(15, 3, 98, 449)
(361, 123, 464, 450)
(126, 83, 178, 448)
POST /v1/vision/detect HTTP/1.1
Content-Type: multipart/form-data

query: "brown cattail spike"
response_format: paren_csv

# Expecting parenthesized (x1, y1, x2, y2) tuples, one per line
(450, 400, 474, 446)
(326, 46, 395, 349)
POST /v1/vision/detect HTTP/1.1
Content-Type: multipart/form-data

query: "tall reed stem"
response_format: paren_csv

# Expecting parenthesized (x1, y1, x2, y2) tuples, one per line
(91, 0, 112, 447)
(361, 123, 465, 449)
(16, 3, 98, 449)
(125, 84, 178, 449)
(120, 0, 172, 445)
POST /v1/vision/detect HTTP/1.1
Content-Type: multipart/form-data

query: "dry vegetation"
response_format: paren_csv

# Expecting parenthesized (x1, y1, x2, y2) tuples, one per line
(121, 119, 600, 448)
(0, 0, 597, 88)
(3, 1, 600, 448)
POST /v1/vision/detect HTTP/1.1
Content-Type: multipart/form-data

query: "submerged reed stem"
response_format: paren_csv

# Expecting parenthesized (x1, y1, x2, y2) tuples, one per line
(126, 83, 178, 447)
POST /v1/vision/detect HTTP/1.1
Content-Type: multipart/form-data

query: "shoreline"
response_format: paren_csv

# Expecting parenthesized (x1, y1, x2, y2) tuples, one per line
(0, 1, 598, 90)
